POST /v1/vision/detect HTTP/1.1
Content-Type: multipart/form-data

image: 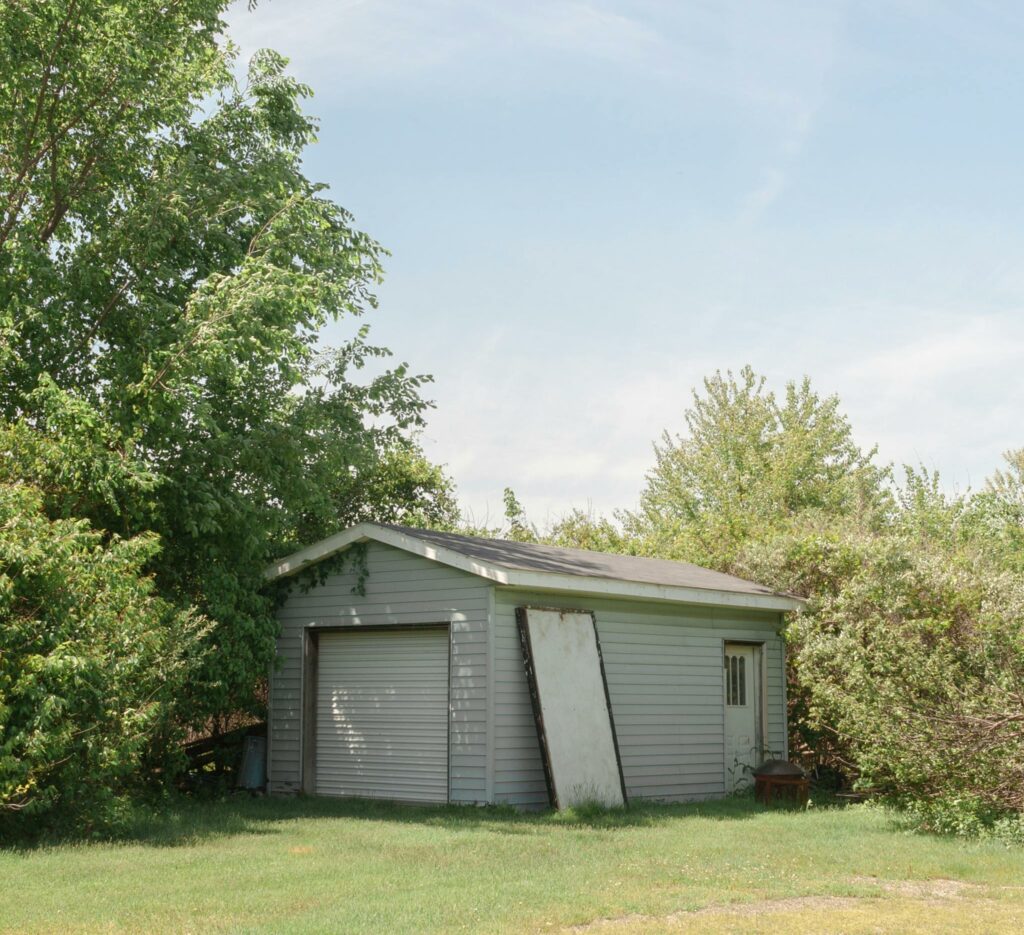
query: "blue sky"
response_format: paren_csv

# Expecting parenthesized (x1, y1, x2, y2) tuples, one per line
(227, 0, 1024, 524)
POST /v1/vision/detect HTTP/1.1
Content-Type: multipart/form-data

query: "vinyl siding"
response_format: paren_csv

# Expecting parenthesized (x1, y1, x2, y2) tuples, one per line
(315, 628, 449, 802)
(269, 541, 490, 803)
(271, 545, 790, 809)
(492, 588, 786, 807)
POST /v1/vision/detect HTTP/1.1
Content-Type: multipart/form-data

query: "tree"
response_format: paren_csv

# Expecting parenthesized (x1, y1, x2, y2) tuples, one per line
(0, 480, 207, 830)
(545, 508, 631, 554)
(749, 475, 1024, 833)
(1, 1, 452, 735)
(622, 366, 890, 571)
(457, 488, 540, 542)
(974, 449, 1024, 573)
(987, 448, 1024, 507)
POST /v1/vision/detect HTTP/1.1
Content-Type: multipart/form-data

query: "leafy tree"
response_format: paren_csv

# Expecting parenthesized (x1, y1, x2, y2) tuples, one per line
(501, 488, 539, 543)
(745, 488, 1024, 832)
(622, 367, 890, 571)
(458, 488, 539, 542)
(545, 508, 631, 554)
(987, 448, 1024, 506)
(313, 437, 461, 535)
(973, 449, 1024, 573)
(0, 480, 207, 830)
(1, 0, 452, 736)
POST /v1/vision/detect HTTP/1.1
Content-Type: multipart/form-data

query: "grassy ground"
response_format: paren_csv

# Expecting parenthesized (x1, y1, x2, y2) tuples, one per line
(1, 796, 1023, 934)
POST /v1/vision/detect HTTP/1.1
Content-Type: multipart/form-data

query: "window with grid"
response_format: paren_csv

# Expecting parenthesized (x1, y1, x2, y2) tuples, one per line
(725, 653, 746, 707)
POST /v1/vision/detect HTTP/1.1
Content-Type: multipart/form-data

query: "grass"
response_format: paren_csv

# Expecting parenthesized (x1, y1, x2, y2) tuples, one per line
(1, 795, 1023, 934)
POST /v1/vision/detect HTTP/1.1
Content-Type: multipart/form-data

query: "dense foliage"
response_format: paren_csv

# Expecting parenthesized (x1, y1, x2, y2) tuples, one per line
(742, 485, 1024, 835)
(548, 370, 1024, 835)
(621, 366, 891, 566)
(1, 0, 455, 823)
(0, 481, 207, 828)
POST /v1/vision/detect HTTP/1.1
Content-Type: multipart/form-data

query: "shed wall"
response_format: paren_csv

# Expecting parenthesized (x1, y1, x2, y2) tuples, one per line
(268, 541, 490, 803)
(492, 588, 786, 807)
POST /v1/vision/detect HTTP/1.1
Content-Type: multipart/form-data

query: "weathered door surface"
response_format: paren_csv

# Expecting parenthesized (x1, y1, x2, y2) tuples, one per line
(315, 627, 450, 803)
(724, 643, 761, 792)
(517, 608, 626, 809)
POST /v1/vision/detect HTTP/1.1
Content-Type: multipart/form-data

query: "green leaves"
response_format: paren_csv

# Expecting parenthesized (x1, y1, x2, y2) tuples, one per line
(581, 365, 1024, 831)
(0, 482, 208, 828)
(786, 521, 1024, 823)
(0, 0, 456, 807)
(622, 366, 890, 569)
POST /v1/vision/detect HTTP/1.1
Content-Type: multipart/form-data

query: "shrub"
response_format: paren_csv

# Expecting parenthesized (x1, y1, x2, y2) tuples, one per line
(764, 520, 1024, 829)
(0, 483, 208, 834)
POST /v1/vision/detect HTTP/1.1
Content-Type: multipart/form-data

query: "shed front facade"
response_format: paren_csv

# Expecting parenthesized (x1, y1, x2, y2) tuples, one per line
(265, 524, 801, 807)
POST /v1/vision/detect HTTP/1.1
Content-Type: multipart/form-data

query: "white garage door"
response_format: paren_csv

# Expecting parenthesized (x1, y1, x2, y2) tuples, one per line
(315, 627, 450, 803)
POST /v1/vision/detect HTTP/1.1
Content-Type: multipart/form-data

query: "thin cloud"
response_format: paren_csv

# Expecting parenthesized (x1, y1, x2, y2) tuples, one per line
(846, 315, 1024, 391)
(497, 2, 665, 63)
(738, 167, 787, 224)
(227, 0, 847, 113)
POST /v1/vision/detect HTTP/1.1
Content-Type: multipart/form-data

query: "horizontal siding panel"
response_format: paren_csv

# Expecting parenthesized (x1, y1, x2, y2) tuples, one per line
(603, 662, 720, 677)
(270, 541, 491, 805)
(286, 584, 491, 606)
(279, 598, 490, 621)
(492, 588, 785, 809)
(620, 753, 724, 768)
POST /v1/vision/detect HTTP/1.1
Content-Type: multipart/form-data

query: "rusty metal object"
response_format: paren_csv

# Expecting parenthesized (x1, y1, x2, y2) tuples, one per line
(753, 760, 809, 807)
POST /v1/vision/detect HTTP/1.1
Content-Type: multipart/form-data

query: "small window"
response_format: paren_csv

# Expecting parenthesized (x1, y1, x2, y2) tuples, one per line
(725, 653, 746, 707)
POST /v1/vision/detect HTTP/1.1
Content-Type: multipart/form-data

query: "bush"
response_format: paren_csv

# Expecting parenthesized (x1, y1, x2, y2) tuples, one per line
(0, 483, 208, 834)
(753, 514, 1024, 831)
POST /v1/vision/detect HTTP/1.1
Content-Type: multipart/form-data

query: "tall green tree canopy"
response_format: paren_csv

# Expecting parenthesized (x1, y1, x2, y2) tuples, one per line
(622, 366, 890, 570)
(0, 0, 456, 730)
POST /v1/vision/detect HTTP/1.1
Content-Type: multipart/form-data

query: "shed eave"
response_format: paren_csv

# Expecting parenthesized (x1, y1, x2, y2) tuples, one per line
(264, 522, 514, 585)
(495, 572, 803, 612)
(265, 523, 803, 613)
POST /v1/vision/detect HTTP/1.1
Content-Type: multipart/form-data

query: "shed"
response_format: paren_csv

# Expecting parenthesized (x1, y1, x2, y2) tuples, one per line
(264, 523, 802, 807)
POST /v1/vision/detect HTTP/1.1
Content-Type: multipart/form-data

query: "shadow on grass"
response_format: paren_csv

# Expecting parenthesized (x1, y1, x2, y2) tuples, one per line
(5, 789, 843, 851)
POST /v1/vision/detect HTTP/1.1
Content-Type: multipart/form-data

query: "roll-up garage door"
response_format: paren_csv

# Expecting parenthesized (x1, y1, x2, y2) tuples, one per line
(315, 627, 450, 803)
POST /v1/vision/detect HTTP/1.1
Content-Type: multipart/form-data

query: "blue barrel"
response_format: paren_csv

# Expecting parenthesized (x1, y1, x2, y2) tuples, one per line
(237, 735, 267, 790)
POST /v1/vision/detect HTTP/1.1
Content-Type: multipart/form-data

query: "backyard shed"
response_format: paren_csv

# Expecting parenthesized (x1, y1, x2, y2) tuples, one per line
(264, 523, 802, 807)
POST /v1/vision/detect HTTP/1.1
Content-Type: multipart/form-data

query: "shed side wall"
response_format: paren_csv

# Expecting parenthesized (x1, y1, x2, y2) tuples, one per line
(493, 588, 786, 807)
(269, 541, 491, 803)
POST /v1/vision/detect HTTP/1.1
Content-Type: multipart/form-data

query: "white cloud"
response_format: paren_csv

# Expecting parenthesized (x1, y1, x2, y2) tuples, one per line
(738, 167, 787, 224)
(227, 0, 846, 113)
(225, 0, 477, 83)
(496, 2, 664, 63)
(413, 310, 1024, 523)
(827, 312, 1024, 489)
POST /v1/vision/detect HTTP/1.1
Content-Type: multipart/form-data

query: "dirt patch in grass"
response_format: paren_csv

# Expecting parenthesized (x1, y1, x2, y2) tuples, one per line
(566, 880, 1013, 932)
(565, 895, 1024, 935)
(853, 876, 983, 900)
(567, 895, 864, 931)
(885, 878, 979, 900)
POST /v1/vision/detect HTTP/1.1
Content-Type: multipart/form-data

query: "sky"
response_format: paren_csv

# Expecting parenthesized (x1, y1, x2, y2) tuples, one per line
(226, 0, 1024, 526)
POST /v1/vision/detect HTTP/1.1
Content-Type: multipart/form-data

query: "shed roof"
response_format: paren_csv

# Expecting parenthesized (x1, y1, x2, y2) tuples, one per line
(266, 522, 803, 612)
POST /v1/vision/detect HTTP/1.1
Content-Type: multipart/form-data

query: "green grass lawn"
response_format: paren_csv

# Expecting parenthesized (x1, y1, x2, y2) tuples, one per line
(2, 796, 1023, 934)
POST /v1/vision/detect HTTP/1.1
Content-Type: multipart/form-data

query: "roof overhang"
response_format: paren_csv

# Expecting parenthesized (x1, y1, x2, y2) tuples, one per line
(264, 523, 804, 613)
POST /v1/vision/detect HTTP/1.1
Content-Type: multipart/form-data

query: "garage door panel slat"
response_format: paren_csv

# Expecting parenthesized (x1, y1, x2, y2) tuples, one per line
(315, 628, 450, 804)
